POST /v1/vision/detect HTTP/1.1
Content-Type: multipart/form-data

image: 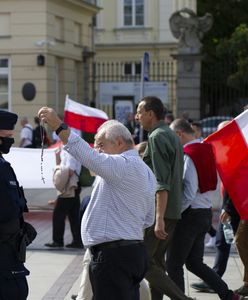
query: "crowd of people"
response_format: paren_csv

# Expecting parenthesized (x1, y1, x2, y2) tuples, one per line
(1, 96, 247, 300)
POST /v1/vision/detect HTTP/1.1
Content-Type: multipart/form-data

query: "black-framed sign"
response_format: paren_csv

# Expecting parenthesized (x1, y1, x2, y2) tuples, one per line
(113, 96, 134, 124)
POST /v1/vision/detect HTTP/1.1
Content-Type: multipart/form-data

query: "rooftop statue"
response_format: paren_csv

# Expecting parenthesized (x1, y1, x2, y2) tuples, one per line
(169, 8, 213, 54)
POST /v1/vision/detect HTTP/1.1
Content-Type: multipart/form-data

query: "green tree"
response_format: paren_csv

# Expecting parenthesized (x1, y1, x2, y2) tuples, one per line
(216, 24, 248, 90)
(197, 0, 248, 57)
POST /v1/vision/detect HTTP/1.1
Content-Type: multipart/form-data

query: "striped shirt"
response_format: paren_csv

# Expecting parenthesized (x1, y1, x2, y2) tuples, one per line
(64, 132, 157, 247)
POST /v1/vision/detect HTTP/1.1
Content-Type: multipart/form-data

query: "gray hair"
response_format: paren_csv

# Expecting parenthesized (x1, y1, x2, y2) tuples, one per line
(95, 120, 134, 145)
(170, 118, 195, 134)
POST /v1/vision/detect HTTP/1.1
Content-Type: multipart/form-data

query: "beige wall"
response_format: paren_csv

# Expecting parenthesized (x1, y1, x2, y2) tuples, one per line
(93, 0, 195, 116)
(0, 0, 98, 143)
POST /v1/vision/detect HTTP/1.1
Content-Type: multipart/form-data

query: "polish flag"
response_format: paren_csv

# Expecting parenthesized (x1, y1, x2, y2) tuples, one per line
(64, 95, 108, 133)
(204, 110, 248, 219)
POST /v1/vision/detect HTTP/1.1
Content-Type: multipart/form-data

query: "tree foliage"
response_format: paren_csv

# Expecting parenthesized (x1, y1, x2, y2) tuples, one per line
(216, 24, 248, 89)
(198, 0, 248, 93)
(197, 0, 248, 57)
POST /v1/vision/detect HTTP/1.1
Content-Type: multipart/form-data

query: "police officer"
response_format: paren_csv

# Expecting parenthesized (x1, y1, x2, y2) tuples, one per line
(0, 110, 30, 299)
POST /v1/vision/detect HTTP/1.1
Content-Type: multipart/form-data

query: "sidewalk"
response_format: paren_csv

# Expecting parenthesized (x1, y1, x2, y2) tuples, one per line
(24, 209, 245, 300)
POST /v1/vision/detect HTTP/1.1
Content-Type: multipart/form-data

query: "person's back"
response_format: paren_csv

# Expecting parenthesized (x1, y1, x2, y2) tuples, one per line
(32, 116, 50, 148)
(167, 118, 243, 300)
(19, 117, 33, 148)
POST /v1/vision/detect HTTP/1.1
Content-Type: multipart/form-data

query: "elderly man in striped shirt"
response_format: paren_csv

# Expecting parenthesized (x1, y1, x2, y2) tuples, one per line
(38, 107, 157, 300)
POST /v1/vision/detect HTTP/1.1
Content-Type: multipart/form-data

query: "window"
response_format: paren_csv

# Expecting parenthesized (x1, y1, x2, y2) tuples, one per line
(0, 58, 10, 110)
(0, 14, 10, 36)
(74, 22, 82, 45)
(124, 62, 141, 76)
(124, 0, 144, 26)
(55, 16, 64, 41)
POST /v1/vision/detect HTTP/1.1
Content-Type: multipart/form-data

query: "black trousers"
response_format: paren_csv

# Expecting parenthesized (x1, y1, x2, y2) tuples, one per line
(89, 243, 148, 300)
(167, 208, 234, 300)
(213, 210, 240, 277)
(53, 193, 81, 245)
(0, 275, 28, 300)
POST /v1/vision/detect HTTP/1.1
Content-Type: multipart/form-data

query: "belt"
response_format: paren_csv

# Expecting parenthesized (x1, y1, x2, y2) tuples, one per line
(90, 239, 143, 253)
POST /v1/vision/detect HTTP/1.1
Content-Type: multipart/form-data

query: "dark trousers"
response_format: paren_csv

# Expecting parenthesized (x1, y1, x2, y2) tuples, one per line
(89, 243, 148, 300)
(213, 212, 240, 277)
(208, 225, 217, 237)
(0, 274, 28, 300)
(167, 208, 233, 300)
(144, 219, 191, 300)
(53, 194, 81, 245)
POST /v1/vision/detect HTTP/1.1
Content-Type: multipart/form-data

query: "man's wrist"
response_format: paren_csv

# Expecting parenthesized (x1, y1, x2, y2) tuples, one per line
(55, 123, 69, 136)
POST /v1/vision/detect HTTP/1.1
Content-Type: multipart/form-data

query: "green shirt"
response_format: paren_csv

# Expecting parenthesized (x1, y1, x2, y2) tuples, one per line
(143, 121, 184, 220)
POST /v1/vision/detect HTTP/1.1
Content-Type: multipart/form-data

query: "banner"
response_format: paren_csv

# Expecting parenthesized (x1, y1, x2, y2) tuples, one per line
(4, 147, 57, 189)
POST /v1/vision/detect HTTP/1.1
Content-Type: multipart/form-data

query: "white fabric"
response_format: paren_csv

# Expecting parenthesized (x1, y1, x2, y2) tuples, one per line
(60, 149, 81, 175)
(182, 140, 217, 212)
(235, 109, 248, 146)
(65, 95, 108, 119)
(20, 124, 33, 147)
(3, 147, 56, 188)
(64, 131, 156, 247)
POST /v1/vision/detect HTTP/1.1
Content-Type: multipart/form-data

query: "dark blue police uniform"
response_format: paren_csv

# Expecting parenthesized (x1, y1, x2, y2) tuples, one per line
(0, 110, 31, 300)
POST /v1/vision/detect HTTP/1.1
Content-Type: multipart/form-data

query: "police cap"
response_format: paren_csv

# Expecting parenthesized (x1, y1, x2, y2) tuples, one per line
(0, 110, 18, 130)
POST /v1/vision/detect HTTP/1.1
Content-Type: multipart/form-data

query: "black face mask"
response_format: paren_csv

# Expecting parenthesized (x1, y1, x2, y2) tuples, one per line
(0, 137, 15, 154)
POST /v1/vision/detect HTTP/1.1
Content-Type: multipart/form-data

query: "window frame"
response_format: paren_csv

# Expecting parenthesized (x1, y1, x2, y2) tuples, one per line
(123, 0, 144, 27)
(123, 61, 141, 77)
(0, 57, 11, 111)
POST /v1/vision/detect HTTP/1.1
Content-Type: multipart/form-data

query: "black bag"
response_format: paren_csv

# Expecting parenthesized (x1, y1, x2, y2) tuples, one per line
(18, 222, 37, 262)
(23, 222, 37, 246)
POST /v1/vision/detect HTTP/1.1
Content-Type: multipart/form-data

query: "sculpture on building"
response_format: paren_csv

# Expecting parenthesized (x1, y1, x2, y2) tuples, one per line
(169, 8, 213, 54)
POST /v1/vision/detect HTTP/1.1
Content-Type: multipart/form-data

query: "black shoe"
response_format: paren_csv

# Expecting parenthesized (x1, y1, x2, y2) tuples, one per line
(234, 285, 248, 296)
(190, 281, 215, 293)
(44, 242, 63, 248)
(71, 295, 77, 300)
(65, 242, 83, 249)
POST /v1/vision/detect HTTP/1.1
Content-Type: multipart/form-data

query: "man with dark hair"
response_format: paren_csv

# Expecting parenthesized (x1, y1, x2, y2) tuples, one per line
(191, 121, 203, 141)
(136, 97, 195, 300)
(167, 118, 243, 300)
(0, 110, 31, 300)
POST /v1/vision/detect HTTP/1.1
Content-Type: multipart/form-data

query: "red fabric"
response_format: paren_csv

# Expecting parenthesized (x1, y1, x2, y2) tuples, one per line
(64, 111, 107, 134)
(204, 119, 248, 220)
(184, 143, 217, 193)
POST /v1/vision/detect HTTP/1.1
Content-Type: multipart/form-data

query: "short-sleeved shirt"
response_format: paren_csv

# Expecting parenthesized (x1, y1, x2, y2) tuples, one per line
(143, 121, 184, 220)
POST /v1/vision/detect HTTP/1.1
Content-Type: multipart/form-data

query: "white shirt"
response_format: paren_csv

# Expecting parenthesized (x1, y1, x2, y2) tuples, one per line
(182, 140, 217, 212)
(20, 124, 33, 147)
(60, 148, 81, 175)
(64, 132, 156, 247)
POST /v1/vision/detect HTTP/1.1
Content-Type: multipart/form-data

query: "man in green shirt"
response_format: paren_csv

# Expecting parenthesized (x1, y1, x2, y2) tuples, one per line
(136, 96, 193, 300)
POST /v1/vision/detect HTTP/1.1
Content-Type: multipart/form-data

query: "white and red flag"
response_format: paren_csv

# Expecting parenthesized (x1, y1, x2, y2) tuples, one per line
(64, 95, 108, 133)
(204, 110, 248, 219)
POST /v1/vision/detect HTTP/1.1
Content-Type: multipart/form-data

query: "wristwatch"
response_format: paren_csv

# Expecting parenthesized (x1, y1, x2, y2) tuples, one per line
(55, 123, 68, 135)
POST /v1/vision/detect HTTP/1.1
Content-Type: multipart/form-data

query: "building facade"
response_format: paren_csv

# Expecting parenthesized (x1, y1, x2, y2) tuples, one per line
(0, 0, 99, 140)
(93, 0, 196, 118)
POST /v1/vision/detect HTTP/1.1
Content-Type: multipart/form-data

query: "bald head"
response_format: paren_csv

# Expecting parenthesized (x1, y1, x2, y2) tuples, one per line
(217, 120, 231, 131)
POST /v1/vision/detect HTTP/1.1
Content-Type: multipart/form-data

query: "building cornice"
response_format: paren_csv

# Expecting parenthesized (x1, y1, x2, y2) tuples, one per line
(63, 0, 101, 13)
(95, 42, 178, 50)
